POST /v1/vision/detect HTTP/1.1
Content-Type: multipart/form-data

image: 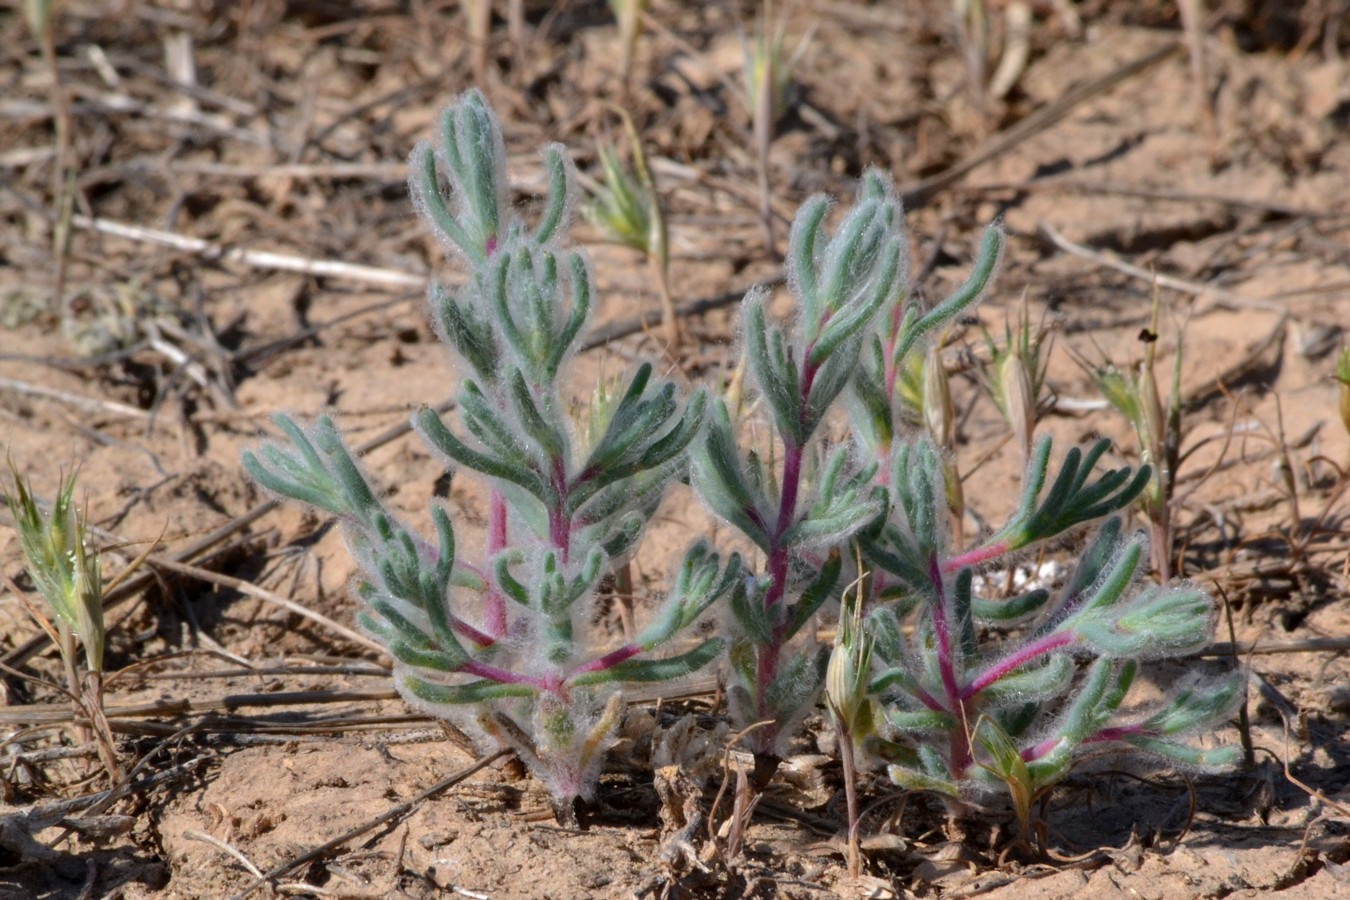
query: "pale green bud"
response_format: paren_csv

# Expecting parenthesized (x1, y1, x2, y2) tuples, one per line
(826, 595, 877, 743)
(998, 350, 1036, 463)
(922, 346, 954, 448)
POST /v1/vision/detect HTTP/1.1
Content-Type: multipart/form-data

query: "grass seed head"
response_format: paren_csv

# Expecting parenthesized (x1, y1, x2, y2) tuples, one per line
(3, 463, 105, 674)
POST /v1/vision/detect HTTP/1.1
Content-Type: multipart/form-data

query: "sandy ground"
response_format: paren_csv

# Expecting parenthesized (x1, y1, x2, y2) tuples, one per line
(1, 2, 1349, 897)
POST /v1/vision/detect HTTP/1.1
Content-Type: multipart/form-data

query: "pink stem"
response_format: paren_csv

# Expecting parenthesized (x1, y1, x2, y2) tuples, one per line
(927, 555, 963, 705)
(453, 619, 497, 648)
(484, 490, 509, 638)
(962, 631, 1074, 699)
(456, 559, 487, 579)
(751, 356, 817, 752)
(754, 507, 795, 746)
(1021, 723, 1145, 763)
(1083, 724, 1143, 744)
(1021, 736, 1059, 763)
(570, 643, 642, 677)
(914, 685, 946, 713)
(548, 456, 571, 563)
(927, 554, 972, 775)
(459, 659, 556, 692)
(941, 539, 1010, 574)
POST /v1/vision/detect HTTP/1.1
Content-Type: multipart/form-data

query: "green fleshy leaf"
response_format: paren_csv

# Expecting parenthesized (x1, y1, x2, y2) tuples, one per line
(400, 674, 535, 705)
(783, 549, 842, 641)
(691, 401, 771, 550)
(388, 639, 466, 672)
(569, 638, 724, 687)
(729, 578, 773, 647)
(973, 654, 1074, 707)
(431, 281, 498, 378)
(745, 296, 805, 447)
(409, 144, 473, 260)
(533, 144, 571, 246)
(972, 588, 1050, 623)
(548, 253, 591, 376)
(807, 237, 898, 368)
(763, 646, 828, 726)
(639, 545, 742, 648)
(894, 223, 1003, 365)
(416, 406, 548, 500)
(1122, 736, 1242, 769)
(1138, 672, 1245, 736)
(885, 708, 954, 732)
(787, 195, 829, 323)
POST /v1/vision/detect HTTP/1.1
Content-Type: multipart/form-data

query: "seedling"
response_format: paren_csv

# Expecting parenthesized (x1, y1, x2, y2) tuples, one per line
(245, 90, 738, 813)
(585, 142, 652, 255)
(460, 0, 491, 84)
(921, 344, 965, 546)
(742, 0, 811, 255)
(878, 342, 966, 543)
(23, 0, 75, 318)
(825, 561, 877, 879)
(3, 464, 121, 781)
(953, 0, 1081, 119)
(742, 0, 805, 132)
(693, 174, 1002, 779)
(242, 91, 1243, 834)
(582, 109, 679, 346)
(862, 438, 1242, 839)
(1075, 294, 1183, 581)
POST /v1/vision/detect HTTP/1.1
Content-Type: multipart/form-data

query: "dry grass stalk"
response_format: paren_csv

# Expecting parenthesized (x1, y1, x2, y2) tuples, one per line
(462, 0, 492, 84)
(23, 0, 75, 318)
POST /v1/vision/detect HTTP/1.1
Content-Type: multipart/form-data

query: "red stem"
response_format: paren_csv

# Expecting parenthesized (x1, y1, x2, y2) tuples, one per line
(484, 490, 509, 638)
(926, 554, 972, 776)
(548, 456, 571, 563)
(751, 357, 817, 751)
(453, 619, 497, 648)
(459, 658, 556, 691)
(962, 631, 1074, 699)
(570, 642, 642, 677)
(941, 539, 1010, 574)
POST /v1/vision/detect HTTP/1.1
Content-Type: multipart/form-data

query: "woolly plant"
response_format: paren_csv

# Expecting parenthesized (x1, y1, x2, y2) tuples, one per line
(244, 90, 740, 810)
(696, 164, 1242, 816)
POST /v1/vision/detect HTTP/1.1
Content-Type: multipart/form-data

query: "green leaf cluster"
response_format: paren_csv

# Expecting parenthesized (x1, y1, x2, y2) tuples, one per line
(243, 90, 729, 804)
(863, 439, 1244, 823)
(692, 171, 911, 756)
